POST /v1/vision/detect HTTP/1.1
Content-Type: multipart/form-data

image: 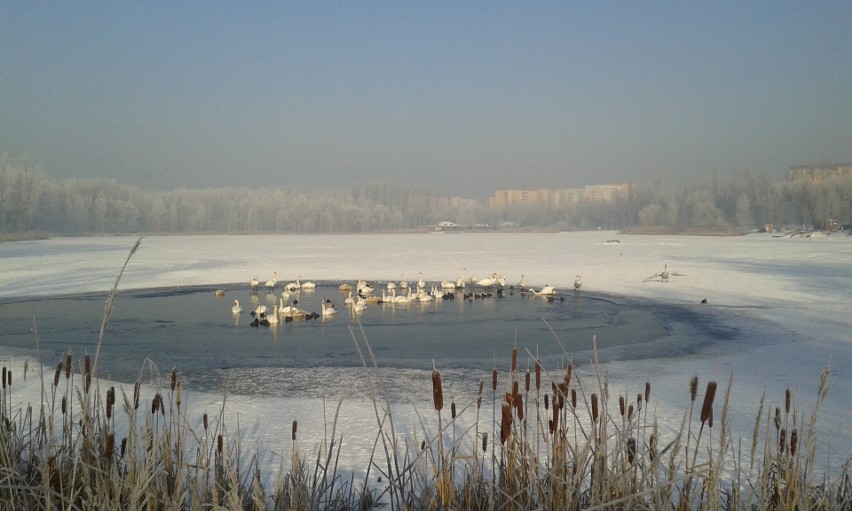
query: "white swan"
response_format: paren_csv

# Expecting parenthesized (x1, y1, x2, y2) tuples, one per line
(517, 274, 526, 289)
(267, 304, 279, 324)
(284, 277, 300, 292)
(441, 279, 456, 291)
(645, 265, 686, 283)
(321, 298, 337, 316)
(252, 304, 268, 317)
(530, 285, 556, 296)
(298, 274, 316, 290)
(354, 295, 368, 312)
(357, 280, 374, 295)
(477, 273, 498, 288)
(417, 272, 426, 290)
(387, 281, 397, 290)
(250, 276, 260, 293)
(344, 291, 355, 305)
(574, 274, 582, 292)
(399, 274, 409, 289)
(432, 284, 444, 300)
(418, 288, 433, 302)
(265, 272, 278, 293)
(392, 288, 412, 304)
(231, 299, 242, 314)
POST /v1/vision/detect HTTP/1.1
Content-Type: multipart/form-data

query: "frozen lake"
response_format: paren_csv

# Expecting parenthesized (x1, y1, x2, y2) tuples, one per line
(1, 231, 850, 477)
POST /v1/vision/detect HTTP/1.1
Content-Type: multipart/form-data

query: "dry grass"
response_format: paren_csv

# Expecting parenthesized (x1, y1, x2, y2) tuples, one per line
(0, 237, 849, 510)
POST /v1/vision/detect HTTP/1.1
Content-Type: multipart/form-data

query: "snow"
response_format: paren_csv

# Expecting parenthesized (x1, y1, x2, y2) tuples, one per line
(2, 231, 851, 480)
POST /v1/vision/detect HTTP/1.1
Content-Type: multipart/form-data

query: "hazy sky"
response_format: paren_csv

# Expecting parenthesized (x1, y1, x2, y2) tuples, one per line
(2, 2, 850, 197)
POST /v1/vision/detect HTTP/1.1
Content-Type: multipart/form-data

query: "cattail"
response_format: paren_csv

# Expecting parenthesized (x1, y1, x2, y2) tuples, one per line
(558, 383, 568, 409)
(790, 429, 798, 456)
(61, 396, 67, 415)
(482, 432, 488, 452)
(105, 433, 115, 458)
(548, 418, 554, 435)
(84, 354, 91, 393)
(106, 387, 115, 419)
(512, 380, 519, 399)
(649, 434, 657, 461)
(176, 382, 182, 408)
(203, 413, 208, 431)
(120, 437, 127, 457)
(152, 394, 160, 415)
(645, 381, 651, 403)
(628, 404, 634, 421)
(133, 380, 140, 410)
(525, 369, 530, 393)
(431, 369, 443, 411)
(65, 353, 72, 379)
(637, 393, 643, 408)
(514, 393, 524, 422)
(700, 381, 717, 424)
(451, 401, 457, 419)
(619, 396, 626, 417)
(170, 367, 177, 391)
(477, 381, 483, 409)
(500, 402, 512, 444)
(53, 361, 62, 387)
(544, 393, 549, 410)
(6, 370, 11, 387)
(689, 375, 698, 401)
(708, 407, 714, 428)
(492, 368, 498, 391)
(2, 367, 5, 389)
(292, 420, 298, 441)
(774, 407, 781, 430)
(565, 363, 573, 386)
(420, 440, 426, 451)
(785, 387, 791, 414)
(511, 347, 517, 373)
(591, 393, 599, 423)
(571, 388, 577, 409)
(535, 359, 542, 390)
(779, 428, 786, 453)
(217, 434, 223, 455)
(627, 437, 636, 464)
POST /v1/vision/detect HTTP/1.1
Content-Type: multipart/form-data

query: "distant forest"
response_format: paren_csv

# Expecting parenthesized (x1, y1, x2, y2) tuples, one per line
(2, 153, 850, 237)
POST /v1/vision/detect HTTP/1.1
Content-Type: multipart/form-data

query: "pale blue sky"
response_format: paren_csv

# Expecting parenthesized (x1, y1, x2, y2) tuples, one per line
(2, 1, 850, 197)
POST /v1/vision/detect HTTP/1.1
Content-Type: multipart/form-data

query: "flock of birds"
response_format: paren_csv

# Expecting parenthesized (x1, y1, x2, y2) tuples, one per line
(223, 264, 689, 327)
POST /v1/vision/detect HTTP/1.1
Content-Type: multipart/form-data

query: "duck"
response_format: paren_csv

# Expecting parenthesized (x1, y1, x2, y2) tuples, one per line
(573, 275, 582, 292)
(215, 289, 226, 297)
(231, 299, 242, 314)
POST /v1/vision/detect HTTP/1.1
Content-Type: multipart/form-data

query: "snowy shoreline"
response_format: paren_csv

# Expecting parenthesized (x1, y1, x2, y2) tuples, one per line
(2, 232, 850, 477)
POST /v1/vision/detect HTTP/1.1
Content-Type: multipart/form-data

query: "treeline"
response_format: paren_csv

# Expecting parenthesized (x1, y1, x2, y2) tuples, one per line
(1, 153, 850, 236)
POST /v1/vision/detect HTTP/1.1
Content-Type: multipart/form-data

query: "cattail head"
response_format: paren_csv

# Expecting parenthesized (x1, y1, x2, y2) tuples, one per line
(120, 437, 127, 458)
(785, 387, 791, 414)
(627, 437, 636, 464)
(421, 440, 426, 451)
(451, 401, 456, 420)
(176, 382, 182, 408)
(106, 387, 115, 419)
(61, 396, 67, 415)
(689, 375, 698, 402)
(292, 420, 298, 441)
(152, 394, 161, 415)
(477, 381, 483, 409)
(431, 368, 443, 411)
(535, 359, 542, 390)
(525, 370, 530, 393)
(105, 433, 115, 459)
(482, 432, 488, 452)
(203, 413, 208, 431)
(649, 434, 657, 461)
(571, 388, 577, 409)
(3, 367, 6, 389)
(645, 381, 651, 403)
(790, 429, 798, 456)
(544, 393, 549, 410)
(779, 428, 786, 452)
(514, 393, 524, 422)
(591, 393, 599, 423)
(170, 367, 177, 391)
(512, 380, 519, 399)
(53, 361, 62, 387)
(84, 355, 91, 393)
(133, 380, 140, 410)
(492, 368, 498, 391)
(628, 404, 634, 421)
(700, 381, 717, 424)
(65, 353, 72, 379)
(500, 402, 512, 444)
(774, 406, 781, 430)
(217, 434, 223, 455)
(511, 347, 517, 373)
(619, 396, 626, 417)
(565, 363, 573, 386)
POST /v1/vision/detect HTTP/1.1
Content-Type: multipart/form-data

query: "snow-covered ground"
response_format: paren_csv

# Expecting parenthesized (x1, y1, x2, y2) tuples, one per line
(2, 232, 850, 480)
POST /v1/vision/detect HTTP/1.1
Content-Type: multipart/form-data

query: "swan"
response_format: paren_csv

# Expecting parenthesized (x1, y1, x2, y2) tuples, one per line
(251, 304, 268, 317)
(354, 296, 368, 312)
(231, 299, 242, 314)
(265, 272, 278, 293)
(399, 274, 409, 289)
(496, 273, 507, 287)
(574, 274, 582, 292)
(387, 281, 396, 290)
(645, 265, 686, 283)
(344, 291, 355, 305)
(298, 274, 316, 290)
(339, 283, 353, 292)
(418, 288, 433, 302)
(392, 288, 412, 304)
(267, 305, 279, 324)
(432, 284, 444, 301)
(284, 277, 300, 292)
(250, 276, 260, 293)
(215, 289, 225, 297)
(530, 285, 556, 296)
(417, 272, 426, 290)
(357, 280, 374, 296)
(321, 298, 337, 316)
(477, 273, 498, 288)
(441, 279, 455, 291)
(456, 267, 466, 289)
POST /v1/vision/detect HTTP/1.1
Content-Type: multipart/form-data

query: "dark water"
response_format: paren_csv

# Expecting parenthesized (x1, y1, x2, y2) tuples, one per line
(0, 283, 734, 397)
